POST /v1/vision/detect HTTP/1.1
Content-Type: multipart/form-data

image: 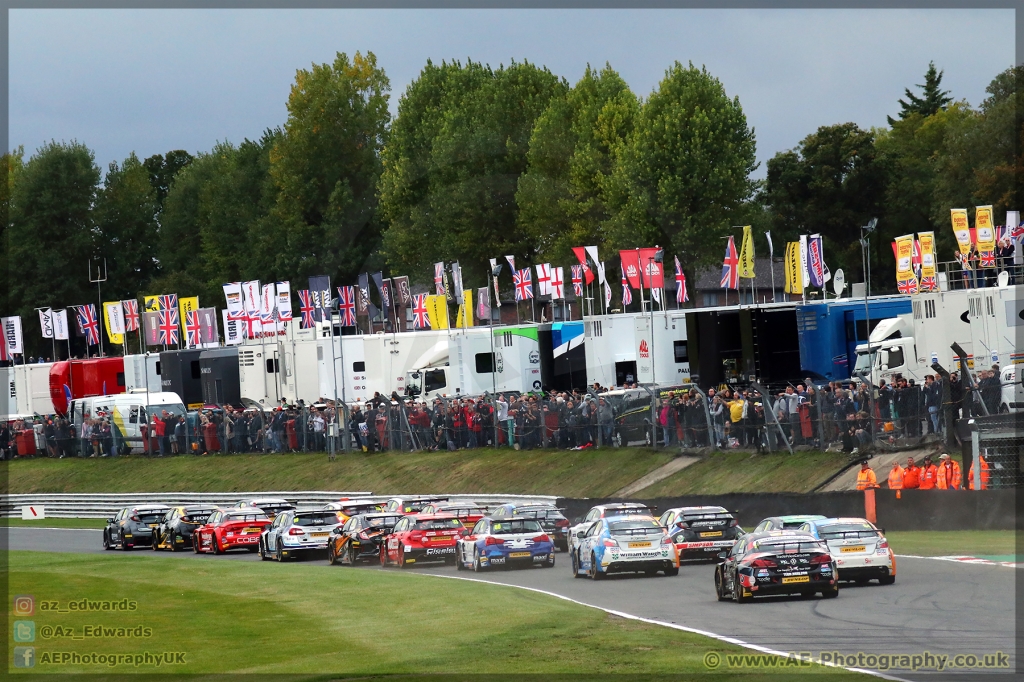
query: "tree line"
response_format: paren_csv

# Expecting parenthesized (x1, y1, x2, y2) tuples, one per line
(3, 53, 1020, 355)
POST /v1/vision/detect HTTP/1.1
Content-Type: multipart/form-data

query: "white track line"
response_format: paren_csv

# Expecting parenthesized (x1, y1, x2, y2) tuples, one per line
(5, 527, 103, 532)
(897, 554, 1022, 569)
(419, 572, 910, 681)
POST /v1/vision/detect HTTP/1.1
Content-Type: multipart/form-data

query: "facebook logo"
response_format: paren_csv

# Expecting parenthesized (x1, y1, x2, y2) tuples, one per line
(13, 646, 35, 668)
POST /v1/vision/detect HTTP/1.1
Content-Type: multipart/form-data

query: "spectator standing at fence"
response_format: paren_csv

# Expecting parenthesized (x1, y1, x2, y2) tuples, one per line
(876, 380, 892, 422)
(949, 372, 963, 420)
(902, 457, 921, 488)
(658, 398, 674, 447)
(175, 416, 186, 454)
(967, 454, 990, 489)
(887, 460, 904, 490)
(923, 375, 941, 435)
(709, 395, 726, 448)
(598, 397, 614, 446)
(151, 414, 166, 456)
(980, 367, 1001, 415)
(727, 393, 744, 446)
(856, 460, 879, 490)
(918, 455, 938, 489)
(936, 453, 962, 489)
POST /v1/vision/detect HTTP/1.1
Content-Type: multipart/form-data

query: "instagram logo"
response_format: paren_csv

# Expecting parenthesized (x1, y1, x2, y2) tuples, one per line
(13, 595, 34, 616)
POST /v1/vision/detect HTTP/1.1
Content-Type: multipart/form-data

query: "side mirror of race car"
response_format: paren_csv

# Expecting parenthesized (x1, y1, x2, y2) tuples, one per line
(106, 518, 113, 523)
(718, 552, 727, 559)
(576, 530, 586, 539)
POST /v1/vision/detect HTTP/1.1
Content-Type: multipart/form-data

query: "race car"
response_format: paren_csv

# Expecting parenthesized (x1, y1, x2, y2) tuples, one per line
(491, 502, 571, 551)
(570, 516, 678, 579)
(797, 517, 896, 585)
(455, 516, 555, 572)
(103, 504, 171, 550)
(193, 508, 271, 554)
(380, 513, 464, 568)
(234, 498, 296, 520)
(751, 515, 828, 532)
(714, 531, 839, 602)
(259, 509, 343, 561)
(152, 505, 216, 552)
(327, 512, 403, 565)
(658, 506, 744, 561)
(381, 496, 450, 515)
(322, 500, 385, 524)
(568, 502, 656, 555)
(420, 502, 488, 529)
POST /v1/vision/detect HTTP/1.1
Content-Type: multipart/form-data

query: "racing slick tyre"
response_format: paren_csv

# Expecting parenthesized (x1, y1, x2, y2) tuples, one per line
(715, 569, 730, 601)
(380, 546, 388, 567)
(168, 533, 179, 552)
(119, 531, 130, 550)
(347, 544, 358, 566)
(261, 539, 272, 561)
(276, 544, 285, 562)
(589, 553, 605, 580)
(879, 575, 896, 585)
(664, 566, 679, 577)
(473, 549, 487, 573)
(326, 542, 337, 565)
(822, 585, 840, 598)
(542, 554, 555, 568)
(733, 570, 751, 603)
(151, 532, 160, 550)
(398, 544, 411, 569)
(571, 551, 585, 578)
(456, 550, 466, 571)
(102, 532, 111, 550)
(192, 535, 200, 554)
(212, 536, 224, 555)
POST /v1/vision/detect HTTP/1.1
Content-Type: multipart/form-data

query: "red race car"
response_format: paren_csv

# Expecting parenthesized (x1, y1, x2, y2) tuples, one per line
(380, 513, 464, 568)
(192, 508, 271, 554)
(420, 502, 488, 529)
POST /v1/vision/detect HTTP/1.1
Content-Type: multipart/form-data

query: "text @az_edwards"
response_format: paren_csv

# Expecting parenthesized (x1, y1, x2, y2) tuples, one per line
(702, 650, 1011, 672)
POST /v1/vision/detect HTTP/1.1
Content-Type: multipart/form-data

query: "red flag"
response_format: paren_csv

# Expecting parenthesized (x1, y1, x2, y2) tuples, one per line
(572, 246, 595, 285)
(619, 250, 643, 289)
(638, 247, 664, 289)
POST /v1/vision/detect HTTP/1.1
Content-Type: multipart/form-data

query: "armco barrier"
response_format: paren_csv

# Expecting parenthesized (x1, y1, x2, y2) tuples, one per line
(556, 490, 1017, 532)
(0, 492, 557, 519)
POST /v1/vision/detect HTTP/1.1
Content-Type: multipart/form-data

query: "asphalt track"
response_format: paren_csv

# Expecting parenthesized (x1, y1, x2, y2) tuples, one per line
(5, 527, 1016, 680)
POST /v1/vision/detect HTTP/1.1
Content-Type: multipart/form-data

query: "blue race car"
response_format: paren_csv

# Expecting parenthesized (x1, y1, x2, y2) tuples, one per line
(456, 516, 556, 572)
(571, 516, 679, 579)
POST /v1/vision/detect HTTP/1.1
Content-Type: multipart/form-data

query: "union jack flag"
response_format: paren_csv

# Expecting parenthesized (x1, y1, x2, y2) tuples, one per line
(571, 265, 584, 297)
(896, 277, 919, 295)
(1011, 224, 1024, 241)
(434, 262, 445, 296)
(158, 309, 180, 345)
(297, 290, 316, 329)
(338, 286, 357, 326)
(920, 274, 937, 292)
(158, 294, 178, 312)
(412, 293, 430, 329)
(720, 236, 739, 289)
(514, 268, 533, 301)
(122, 299, 140, 332)
(980, 250, 995, 268)
(675, 256, 689, 303)
(621, 271, 633, 306)
(76, 304, 100, 345)
(184, 310, 201, 348)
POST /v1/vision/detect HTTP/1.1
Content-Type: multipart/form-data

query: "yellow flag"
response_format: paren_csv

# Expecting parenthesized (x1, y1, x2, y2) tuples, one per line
(102, 301, 124, 345)
(949, 208, 972, 257)
(784, 242, 803, 295)
(143, 295, 161, 312)
(737, 225, 755, 279)
(975, 205, 995, 254)
(894, 234, 919, 294)
(426, 295, 449, 330)
(179, 296, 199, 333)
(918, 231, 937, 291)
(455, 290, 474, 328)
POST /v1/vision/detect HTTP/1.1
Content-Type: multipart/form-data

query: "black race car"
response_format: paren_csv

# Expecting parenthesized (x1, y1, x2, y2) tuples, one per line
(714, 531, 839, 603)
(327, 512, 403, 565)
(491, 503, 571, 551)
(659, 506, 745, 561)
(152, 505, 217, 551)
(102, 504, 171, 550)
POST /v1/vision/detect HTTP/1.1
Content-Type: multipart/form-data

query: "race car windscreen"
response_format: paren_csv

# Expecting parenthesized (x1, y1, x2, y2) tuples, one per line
(609, 519, 663, 536)
(136, 510, 169, 523)
(182, 510, 215, 524)
(293, 513, 338, 527)
(413, 518, 464, 530)
(256, 503, 295, 515)
(443, 506, 487, 517)
(816, 522, 879, 539)
(224, 513, 269, 523)
(515, 508, 564, 520)
(753, 538, 827, 554)
(367, 516, 402, 528)
(490, 519, 543, 535)
(606, 506, 653, 517)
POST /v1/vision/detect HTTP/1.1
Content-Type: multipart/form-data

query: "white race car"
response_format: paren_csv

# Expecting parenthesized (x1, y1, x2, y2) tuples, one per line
(798, 517, 896, 585)
(567, 502, 655, 556)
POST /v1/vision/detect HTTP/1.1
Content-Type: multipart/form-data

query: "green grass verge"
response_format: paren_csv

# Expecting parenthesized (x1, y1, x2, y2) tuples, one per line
(3, 447, 674, 497)
(2, 518, 106, 529)
(634, 450, 850, 497)
(7, 551, 847, 676)
(887, 530, 1017, 558)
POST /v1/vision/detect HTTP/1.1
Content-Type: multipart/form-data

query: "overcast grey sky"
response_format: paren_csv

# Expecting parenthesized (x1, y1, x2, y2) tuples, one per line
(10, 9, 1016, 178)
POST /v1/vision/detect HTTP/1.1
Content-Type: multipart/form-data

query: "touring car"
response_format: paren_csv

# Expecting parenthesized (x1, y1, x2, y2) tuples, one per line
(420, 501, 488, 529)
(259, 509, 343, 561)
(798, 517, 896, 585)
(380, 513, 463, 568)
(192, 508, 270, 554)
(381, 496, 451, 515)
(327, 512, 403, 565)
(658, 506, 744, 561)
(103, 504, 171, 550)
(456, 516, 555, 571)
(491, 502, 571, 551)
(151, 505, 216, 551)
(568, 502, 656, 555)
(234, 498, 296, 520)
(751, 515, 828, 532)
(714, 531, 839, 602)
(570, 516, 678, 579)
(322, 499, 385, 524)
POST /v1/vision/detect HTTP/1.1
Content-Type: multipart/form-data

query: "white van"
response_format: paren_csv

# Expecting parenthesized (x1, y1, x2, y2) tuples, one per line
(69, 391, 186, 454)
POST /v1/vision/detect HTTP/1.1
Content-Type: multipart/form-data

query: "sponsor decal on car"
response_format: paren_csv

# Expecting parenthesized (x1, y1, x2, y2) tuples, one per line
(782, 575, 811, 584)
(509, 551, 531, 558)
(489, 556, 505, 564)
(423, 547, 455, 555)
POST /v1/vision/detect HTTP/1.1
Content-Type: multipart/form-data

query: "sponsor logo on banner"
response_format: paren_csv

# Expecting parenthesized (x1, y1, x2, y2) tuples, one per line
(639, 339, 650, 359)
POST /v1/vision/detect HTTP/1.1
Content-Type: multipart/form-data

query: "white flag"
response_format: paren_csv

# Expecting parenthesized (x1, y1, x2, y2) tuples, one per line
(223, 282, 244, 314)
(222, 309, 243, 346)
(276, 281, 293, 322)
(242, 280, 261, 313)
(505, 255, 516, 272)
(765, 231, 774, 258)
(603, 281, 612, 307)
(596, 260, 607, 286)
(105, 302, 126, 336)
(799, 235, 810, 288)
(53, 309, 69, 341)
(535, 263, 551, 296)
(550, 267, 564, 300)
(452, 262, 464, 304)
(261, 283, 276, 319)
(38, 308, 53, 339)
(584, 246, 602, 283)
(2, 316, 24, 354)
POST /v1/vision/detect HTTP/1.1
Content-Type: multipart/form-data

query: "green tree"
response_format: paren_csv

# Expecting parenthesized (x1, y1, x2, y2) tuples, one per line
(764, 123, 888, 281)
(516, 64, 638, 262)
(606, 62, 757, 280)
(7, 141, 100, 347)
(888, 61, 953, 125)
(93, 153, 160, 300)
(380, 59, 566, 285)
(143, 149, 194, 211)
(0, 147, 25, 311)
(264, 51, 390, 286)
